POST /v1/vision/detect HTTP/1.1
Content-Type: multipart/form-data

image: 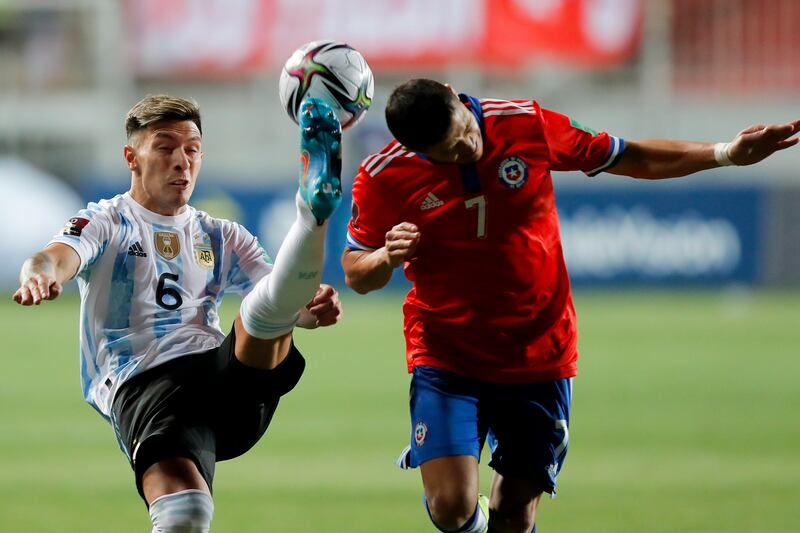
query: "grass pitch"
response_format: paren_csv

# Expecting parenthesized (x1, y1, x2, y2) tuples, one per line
(1, 289, 798, 532)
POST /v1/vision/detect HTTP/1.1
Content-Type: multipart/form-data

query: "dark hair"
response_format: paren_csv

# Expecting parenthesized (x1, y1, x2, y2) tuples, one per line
(125, 95, 202, 139)
(385, 79, 457, 151)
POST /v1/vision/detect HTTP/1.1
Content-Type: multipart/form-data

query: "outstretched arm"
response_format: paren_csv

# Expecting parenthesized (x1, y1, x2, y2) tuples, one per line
(13, 243, 80, 305)
(342, 222, 420, 294)
(608, 119, 800, 180)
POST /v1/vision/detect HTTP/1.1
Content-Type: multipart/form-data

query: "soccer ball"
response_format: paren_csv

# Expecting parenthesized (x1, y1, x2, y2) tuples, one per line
(279, 40, 374, 130)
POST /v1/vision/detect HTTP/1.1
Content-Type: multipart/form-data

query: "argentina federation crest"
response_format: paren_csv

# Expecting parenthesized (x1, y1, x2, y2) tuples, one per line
(498, 156, 528, 189)
(154, 231, 180, 261)
(194, 246, 214, 269)
(193, 232, 215, 269)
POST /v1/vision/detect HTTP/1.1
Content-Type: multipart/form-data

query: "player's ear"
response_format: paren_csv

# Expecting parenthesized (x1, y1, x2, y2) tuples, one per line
(123, 145, 138, 171)
(444, 83, 457, 95)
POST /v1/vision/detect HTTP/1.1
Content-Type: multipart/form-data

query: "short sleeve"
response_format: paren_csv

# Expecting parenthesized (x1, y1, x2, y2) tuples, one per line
(223, 222, 273, 295)
(346, 166, 402, 251)
(48, 203, 114, 275)
(539, 107, 625, 176)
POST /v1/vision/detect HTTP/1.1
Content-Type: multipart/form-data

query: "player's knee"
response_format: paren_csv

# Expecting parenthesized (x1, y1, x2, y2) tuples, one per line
(425, 490, 476, 531)
(149, 489, 214, 533)
(489, 501, 536, 533)
(239, 286, 298, 340)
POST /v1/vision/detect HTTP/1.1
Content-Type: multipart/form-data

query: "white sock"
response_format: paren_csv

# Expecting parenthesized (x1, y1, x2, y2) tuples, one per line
(425, 497, 488, 533)
(239, 193, 326, 339)
(149, 489, 213, 533)
(462, 503, 489, 533)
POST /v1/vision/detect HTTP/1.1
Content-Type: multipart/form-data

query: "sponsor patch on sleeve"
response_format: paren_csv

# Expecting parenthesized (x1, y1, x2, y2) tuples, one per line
(62, 216, 90, 237)
(569, 117, 598, 136)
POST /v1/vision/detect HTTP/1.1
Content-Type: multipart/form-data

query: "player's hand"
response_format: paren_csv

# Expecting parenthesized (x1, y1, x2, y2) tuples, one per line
(302, 284, 342, 328)
(727, 119, 800, 166)
(12, 274, 63, 306)
(384, 222, 420, 268)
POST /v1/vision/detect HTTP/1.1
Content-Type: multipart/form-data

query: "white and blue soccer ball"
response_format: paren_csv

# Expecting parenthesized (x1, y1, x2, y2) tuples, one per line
(279, 40, 374, 130)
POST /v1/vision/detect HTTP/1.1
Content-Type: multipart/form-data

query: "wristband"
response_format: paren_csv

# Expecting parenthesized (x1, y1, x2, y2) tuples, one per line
(714, 142, 734, 166)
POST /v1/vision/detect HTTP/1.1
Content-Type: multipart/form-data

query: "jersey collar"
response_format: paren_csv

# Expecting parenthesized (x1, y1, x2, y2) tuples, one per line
(123, 192, 192, 225)
(459, 93, 485, 136)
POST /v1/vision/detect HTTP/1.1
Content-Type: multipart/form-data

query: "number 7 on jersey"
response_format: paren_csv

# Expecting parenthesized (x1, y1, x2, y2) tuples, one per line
(464, 195, 487, 238)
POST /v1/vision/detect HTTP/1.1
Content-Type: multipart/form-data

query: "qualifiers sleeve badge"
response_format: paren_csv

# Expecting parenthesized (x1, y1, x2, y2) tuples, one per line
(62, 216, 90, 237)
(498, 156, 528, 189)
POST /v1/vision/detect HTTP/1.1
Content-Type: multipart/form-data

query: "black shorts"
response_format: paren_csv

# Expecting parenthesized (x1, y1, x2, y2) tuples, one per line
(111, 327, 305, 500)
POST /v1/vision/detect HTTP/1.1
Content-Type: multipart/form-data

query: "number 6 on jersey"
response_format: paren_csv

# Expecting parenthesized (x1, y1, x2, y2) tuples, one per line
(156, 272, 183, 311)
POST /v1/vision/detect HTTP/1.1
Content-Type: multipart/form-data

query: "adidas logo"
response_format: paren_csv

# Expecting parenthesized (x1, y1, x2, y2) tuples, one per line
(420, 192, 444, 211)
(127, 241, 147, 257)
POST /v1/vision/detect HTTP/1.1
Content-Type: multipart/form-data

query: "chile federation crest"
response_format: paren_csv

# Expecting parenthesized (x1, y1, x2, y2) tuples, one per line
(498, 156, 528, 189)
(414, 421, 428, 447)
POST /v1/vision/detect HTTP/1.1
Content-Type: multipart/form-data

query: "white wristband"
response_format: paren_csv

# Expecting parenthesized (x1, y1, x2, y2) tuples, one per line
(714, 142, 734, 166)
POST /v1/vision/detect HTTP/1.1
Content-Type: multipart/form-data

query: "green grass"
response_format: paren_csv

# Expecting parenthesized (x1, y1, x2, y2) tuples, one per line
(1, 289, 798, 532)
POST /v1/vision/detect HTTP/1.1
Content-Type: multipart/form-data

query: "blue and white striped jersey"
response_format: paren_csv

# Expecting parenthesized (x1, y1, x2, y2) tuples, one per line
(50, 192, 273, 418)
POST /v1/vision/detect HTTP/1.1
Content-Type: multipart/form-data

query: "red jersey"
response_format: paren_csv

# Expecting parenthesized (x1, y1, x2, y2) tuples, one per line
(347, 95, 624, 383)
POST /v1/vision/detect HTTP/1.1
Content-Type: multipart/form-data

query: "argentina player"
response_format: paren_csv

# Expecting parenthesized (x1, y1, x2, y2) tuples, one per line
(14, 95, 344, 532)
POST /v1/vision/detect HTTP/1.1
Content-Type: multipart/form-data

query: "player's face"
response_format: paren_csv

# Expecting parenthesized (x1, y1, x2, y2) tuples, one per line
(125, 120, 203, 216)
(423, 102, 484, 164)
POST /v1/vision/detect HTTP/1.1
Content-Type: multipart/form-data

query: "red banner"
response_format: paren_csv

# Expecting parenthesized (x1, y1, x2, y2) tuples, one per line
(128, 0, 642, 76)
(484, 0, 643, 68)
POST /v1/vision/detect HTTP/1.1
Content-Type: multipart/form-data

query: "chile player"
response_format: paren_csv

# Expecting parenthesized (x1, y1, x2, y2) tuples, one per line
(342, 79, 799, 533)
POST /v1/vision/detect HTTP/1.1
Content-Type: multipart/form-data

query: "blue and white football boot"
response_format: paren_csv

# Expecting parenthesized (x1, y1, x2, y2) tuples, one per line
(298, 97, 342, 225)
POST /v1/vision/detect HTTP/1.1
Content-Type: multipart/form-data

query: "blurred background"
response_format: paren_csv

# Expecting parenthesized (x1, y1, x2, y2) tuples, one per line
(2, 0, 799, 288)
(1, 1, 798, 532)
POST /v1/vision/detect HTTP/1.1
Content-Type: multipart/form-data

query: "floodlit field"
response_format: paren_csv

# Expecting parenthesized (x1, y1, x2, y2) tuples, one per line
(1, 289, 798, 532)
